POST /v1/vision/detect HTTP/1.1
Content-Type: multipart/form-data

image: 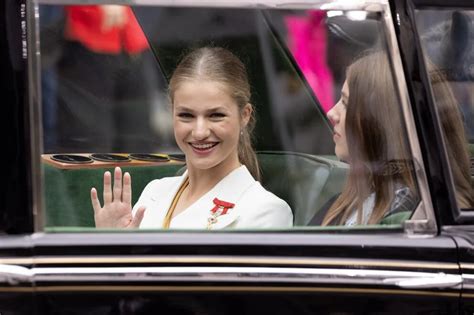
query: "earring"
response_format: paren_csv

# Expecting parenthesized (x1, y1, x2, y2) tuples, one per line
(240, 130, 244, 136)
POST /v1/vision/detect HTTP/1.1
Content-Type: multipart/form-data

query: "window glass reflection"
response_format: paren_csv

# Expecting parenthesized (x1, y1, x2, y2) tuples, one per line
(38, 4, 420, 231)
(417, 9, 474, 209)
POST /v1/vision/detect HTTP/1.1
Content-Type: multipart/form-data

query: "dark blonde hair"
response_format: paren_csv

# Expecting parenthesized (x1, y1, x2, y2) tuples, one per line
(429, 67, 473, 208)
(169, 47, 260, 181)
(323, 52, 416, 225)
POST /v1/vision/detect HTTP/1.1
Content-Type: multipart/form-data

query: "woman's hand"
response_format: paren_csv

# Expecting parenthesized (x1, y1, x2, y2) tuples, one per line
(91, 167, 146, 228)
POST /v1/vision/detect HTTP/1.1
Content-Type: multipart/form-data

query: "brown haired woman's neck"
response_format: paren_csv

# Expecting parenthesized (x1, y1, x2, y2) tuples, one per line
(186, 154, 242, 199)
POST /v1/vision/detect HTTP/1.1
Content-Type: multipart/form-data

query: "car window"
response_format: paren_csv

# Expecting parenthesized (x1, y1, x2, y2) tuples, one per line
(36, 1, 422, 232)
(416, 8, 474, 210)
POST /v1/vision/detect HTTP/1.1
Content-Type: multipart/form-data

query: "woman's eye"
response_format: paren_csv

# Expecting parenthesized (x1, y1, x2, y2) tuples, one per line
(210, 113, 226, 119)
(177, 112, 193, 119)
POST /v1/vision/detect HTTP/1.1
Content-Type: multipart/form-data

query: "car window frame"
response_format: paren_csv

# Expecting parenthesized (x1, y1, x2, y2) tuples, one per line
(25, 0, 437, 237)
(394, 0, 474, 226)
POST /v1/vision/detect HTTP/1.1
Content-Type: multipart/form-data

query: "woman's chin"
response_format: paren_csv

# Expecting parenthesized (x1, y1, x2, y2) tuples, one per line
(186, 158, 219, 171)
(335, 150, 349, 162)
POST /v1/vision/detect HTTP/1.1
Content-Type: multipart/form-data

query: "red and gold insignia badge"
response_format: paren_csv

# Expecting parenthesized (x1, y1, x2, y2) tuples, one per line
(207, 198, 235, 229)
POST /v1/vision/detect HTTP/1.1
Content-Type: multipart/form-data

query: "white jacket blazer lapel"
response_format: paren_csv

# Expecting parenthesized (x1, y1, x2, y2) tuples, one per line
(170, 166, 256, 229)
(136, 172, 188, 229)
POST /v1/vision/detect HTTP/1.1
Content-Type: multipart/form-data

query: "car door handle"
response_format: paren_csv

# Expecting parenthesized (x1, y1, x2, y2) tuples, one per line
(383, 273, 462, 289)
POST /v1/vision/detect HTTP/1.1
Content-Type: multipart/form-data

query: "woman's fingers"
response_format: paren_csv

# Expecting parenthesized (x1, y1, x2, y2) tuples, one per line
(113, 167, 123, 202)
(122, 172, 132, 205)
(130, 206, 146, 228)
(95, 168, 136, 229)
(103, 171, 112, 204)
(90, 187, 102, 212)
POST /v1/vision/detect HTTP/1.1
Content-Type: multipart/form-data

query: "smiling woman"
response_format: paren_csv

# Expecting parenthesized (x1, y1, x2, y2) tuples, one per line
(171, 75, 251, 181)
(90, 47, 293, 230)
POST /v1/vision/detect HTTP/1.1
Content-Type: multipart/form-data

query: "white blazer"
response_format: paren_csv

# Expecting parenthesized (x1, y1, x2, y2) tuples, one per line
(133, 165, 293, 229)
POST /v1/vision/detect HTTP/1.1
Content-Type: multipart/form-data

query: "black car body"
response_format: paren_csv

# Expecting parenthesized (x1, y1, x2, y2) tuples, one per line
(1, 0, 474, 314)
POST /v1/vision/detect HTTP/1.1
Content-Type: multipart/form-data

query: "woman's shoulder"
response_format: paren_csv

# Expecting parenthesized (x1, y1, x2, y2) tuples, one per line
(241, 182, 293, 219)
(141, 175, 182, 193)
(245, 181, 289, 206)
(223, 166, 289, 209)
(236, 181, 293, 227)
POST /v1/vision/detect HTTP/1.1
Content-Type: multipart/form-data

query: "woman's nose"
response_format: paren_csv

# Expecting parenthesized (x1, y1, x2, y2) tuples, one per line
(327, 105, 339, 126)
(192, 118, 211, 139)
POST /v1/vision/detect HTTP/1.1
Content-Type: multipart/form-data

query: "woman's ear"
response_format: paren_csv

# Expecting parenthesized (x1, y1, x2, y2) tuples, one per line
(241, 103, 252, 127)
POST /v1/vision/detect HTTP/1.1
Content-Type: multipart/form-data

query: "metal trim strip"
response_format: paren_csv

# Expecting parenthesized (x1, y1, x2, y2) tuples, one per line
(0, 256, 460, 270)
(34, 0, 387, 9)
(381, 0, 437, 234)
(0, 285, 460, 297)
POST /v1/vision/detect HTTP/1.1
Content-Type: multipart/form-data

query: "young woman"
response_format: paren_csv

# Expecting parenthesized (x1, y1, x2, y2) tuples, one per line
(312, 51, 418, 226)
(90, 47, 293, 229)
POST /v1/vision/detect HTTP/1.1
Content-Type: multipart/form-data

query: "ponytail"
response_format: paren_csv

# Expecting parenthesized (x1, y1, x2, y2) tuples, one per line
(238, 109, 260, 181)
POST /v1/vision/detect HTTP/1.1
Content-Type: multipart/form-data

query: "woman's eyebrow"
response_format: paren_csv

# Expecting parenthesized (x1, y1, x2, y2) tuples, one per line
(206, 106, 228, 113)
(174, 105, 194, 112)
(341, 91, 349, 100)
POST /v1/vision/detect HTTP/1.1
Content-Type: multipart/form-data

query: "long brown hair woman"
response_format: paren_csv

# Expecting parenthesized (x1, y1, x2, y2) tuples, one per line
(320, 51, 418, 226)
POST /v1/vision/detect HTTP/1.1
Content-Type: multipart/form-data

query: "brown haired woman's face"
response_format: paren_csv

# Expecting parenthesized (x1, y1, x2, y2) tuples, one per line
(327, 81, 349, 162)
(172, 80, 251, 174)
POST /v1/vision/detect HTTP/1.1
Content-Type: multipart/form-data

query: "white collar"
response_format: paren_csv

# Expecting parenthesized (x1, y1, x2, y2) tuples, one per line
(170, 165, 256, 229)
(178, 165, 256, 205)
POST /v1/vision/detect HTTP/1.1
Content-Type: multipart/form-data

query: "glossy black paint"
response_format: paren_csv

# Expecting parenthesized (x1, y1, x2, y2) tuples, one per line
(0, 236, 34, 314)
(35, 291, 458, 315)
(445, 227, 474, 314)
(30, 232, 458, 264)
(412, 0, 474, 9)
(0, 0, 34, 234)
(1, 232, 461, 314)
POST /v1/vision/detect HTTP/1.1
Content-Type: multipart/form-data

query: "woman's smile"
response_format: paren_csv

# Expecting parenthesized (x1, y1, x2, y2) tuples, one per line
(189, 141, 220, 155)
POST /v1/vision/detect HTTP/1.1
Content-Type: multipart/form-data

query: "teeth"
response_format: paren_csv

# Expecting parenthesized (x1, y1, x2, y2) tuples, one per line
(192, 143, 216, 149)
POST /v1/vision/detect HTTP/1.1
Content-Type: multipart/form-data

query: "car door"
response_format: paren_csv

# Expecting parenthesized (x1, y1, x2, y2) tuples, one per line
(404, 0, 474, 313)
(0, 0, 464, 314)
(0, 0, 36, 313)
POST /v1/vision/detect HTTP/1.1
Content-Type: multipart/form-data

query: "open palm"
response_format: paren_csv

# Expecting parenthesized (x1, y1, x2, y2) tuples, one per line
(91, 167, 145, 228)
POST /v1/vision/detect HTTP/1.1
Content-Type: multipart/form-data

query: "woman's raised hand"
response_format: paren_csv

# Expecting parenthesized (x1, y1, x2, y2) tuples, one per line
(91, 167, 146, 228)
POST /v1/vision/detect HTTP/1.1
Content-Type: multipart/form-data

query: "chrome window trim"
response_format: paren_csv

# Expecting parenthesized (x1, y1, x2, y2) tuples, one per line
(380, 3, 437, 235)
(35, 0, 387, 10)
(460, 273, 474, 290)
(0, 255, 461, 270)
(27, 0, 45, 232)
(0, 264, 463, 290)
